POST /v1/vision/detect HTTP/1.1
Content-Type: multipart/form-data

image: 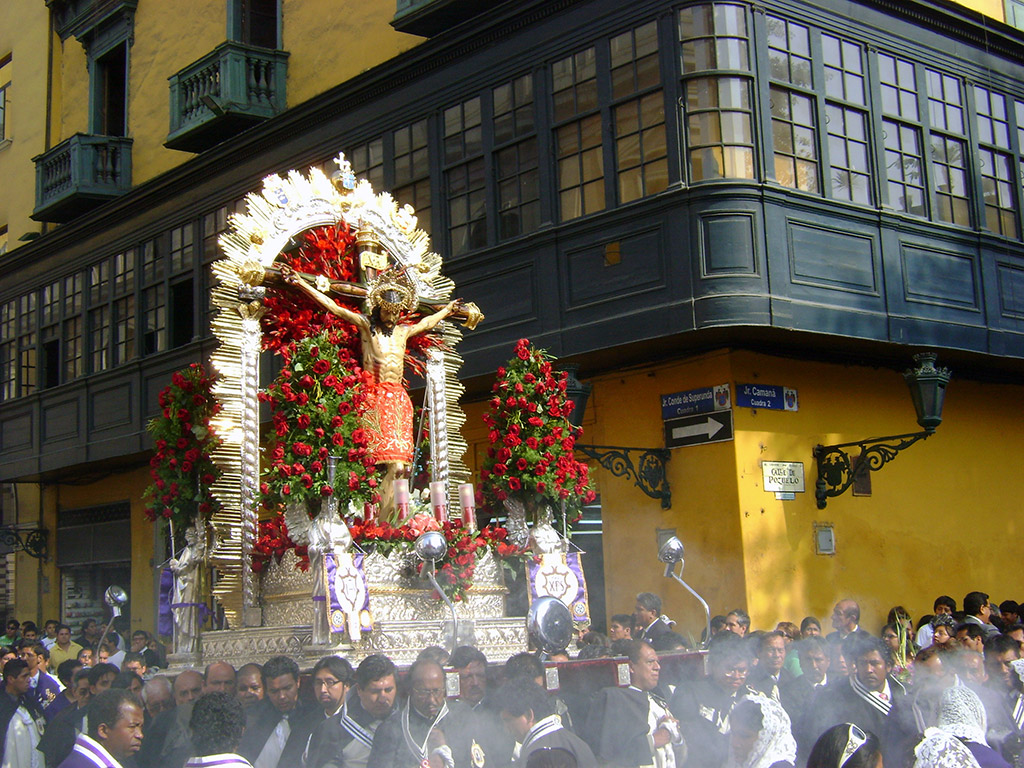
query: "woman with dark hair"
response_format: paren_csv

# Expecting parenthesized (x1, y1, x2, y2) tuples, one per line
(801, 617, 822, 639)
(806, 723, 882, 768)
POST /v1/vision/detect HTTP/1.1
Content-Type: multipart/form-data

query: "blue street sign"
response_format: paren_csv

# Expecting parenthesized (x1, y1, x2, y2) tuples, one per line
(660, 384, 730, 420)
(735, 383, 799, 411)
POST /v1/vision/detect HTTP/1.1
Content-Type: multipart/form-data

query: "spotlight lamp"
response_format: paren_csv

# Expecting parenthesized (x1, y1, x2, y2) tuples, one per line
(657, 536, 712, 649)
(414, 532, 458, 654)
(813, 353, 951, 510)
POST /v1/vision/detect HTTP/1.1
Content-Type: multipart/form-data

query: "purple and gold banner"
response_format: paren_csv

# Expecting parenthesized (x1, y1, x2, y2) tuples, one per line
(324, 552, 373, 640)
(158, 568, 174, 638)
(528, 552, 590, 625)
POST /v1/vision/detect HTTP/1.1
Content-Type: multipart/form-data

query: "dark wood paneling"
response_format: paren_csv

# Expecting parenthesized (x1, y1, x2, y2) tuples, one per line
(788, 221, 878, 295)
(700, 213, 757, 277)
(565, 227, 664, 308)
(900, 244, 979, 311)
(0, 411, 34, 453)
(997, 262, 1024, 320)
(42, 399, 80, 442)
(90, 382, 133, 431)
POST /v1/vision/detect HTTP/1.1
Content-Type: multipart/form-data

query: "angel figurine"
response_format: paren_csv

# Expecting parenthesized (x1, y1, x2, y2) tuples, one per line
(283, 487, 353, 645)
(170, 524, 207, 655)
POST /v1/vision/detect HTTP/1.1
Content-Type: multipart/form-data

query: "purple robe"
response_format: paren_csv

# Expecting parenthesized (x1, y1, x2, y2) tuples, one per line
(32, 672, 62, 709)
(57, 733, 124, 768)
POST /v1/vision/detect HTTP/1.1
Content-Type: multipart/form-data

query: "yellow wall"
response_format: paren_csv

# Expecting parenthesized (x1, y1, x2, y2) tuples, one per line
(13, 468, 156, 633)
(0, 1, 53, 244)
(950, 0, 1005, 20)
(283, 0, 420, 108)
(466, 349, 1024, 643)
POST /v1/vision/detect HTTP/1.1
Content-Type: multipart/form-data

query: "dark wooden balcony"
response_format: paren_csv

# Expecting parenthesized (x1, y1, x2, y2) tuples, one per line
(392, 0, 490, 37)
(31, 133, 133, 223)
(165, 41, 289, 153)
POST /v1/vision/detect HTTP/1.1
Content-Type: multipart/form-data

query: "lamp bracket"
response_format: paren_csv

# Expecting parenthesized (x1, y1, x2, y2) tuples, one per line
(813, 431, 929, 509)
(575, 445, 671, 509)
(0, 526, 47, 561)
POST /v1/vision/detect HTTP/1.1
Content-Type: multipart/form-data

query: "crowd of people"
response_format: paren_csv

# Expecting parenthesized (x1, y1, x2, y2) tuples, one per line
(0, 589, 1021, 768)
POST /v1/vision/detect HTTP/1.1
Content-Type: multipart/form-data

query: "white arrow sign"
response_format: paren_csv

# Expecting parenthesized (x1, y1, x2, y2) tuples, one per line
(671, 417, 726, 441)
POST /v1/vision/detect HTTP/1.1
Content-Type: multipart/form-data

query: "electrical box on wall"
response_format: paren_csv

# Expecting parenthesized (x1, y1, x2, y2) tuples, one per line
(814, 523, 835, 556)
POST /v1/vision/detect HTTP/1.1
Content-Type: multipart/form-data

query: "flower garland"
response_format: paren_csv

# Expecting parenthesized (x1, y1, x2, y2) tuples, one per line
(142, 364, 222, 533)
(259, 330, 381, 511)
(479, 339, 596, 523)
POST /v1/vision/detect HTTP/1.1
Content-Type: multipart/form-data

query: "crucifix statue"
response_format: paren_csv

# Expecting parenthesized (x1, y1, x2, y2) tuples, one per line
(278, 263, 483, 513)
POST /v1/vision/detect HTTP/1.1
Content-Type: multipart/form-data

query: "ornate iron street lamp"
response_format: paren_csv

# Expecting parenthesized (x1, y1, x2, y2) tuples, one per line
(813, 353, 951, 510)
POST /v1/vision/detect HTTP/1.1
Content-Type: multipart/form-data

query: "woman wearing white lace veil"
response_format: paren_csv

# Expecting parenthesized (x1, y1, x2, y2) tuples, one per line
(932, 687, 1010, 768)
(726, 693, 797, 768)
(913, 728, 981, 768)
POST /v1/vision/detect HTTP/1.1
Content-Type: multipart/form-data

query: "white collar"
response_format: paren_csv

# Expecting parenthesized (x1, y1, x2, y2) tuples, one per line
(74, 733, 124, 768)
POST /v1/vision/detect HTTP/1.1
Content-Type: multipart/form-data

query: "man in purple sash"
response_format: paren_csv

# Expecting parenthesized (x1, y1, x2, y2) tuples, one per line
(184, 691, 253, 768)
(57, 688, 144, 768)
(21, 642, 62, 709)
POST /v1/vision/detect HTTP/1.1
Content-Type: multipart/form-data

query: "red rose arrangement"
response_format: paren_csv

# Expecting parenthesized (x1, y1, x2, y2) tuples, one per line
(479, 339, 596, 525)
(259, 330, 381, 512)
(251, 516, 309, 573)
(142, 364, 222, 533)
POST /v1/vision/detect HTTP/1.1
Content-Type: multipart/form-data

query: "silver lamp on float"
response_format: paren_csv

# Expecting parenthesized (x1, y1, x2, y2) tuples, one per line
(657, 536, 712, 649)
(95, 585, 129, 653)
(527, 595, 573, 656)
(414, 532, 461, 654)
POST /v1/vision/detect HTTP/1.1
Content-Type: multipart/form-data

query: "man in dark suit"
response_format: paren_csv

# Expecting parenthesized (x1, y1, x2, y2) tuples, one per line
(802, 634, 916, 767)
(781, 636, 831, 738)
(587, 640, 683, 768)
(749, 631, 794, 702)
(635, 592, 673, 647)
(239, 655, 319, 768)
(367, 658, 491, 768)
(305, 654, 398, 768)
(496, 678, 596, 768)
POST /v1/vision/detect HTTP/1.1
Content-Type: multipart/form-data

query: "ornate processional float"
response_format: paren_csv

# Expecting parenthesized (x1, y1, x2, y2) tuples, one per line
(147, 155, 595, 669)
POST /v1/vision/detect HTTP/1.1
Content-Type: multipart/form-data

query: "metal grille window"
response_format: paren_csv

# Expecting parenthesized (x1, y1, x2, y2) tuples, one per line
(611, 21, 668, 204)
(493, 75, 539, 240)
(348, 138, 384, 191)
(679, 4, 755, 181)
(822, 34, 871, 204)
(878, 54, 925, 217)
(393, 119, 431, 235)
(924, 69, 970, 227)
(444, 97, 486, 256)
(975, 87, 1016, 237)
(553, 47, 604, 220)
(767, 16, 817, 193)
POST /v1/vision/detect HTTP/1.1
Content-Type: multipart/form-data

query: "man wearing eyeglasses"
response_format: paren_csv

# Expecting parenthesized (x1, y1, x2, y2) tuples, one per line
(239, 655, 320, 768)
(305, 654, 398, 768)
(670, 632, 754, 768)
(803, 634, 914, 766)
(368, 658, 488, 768)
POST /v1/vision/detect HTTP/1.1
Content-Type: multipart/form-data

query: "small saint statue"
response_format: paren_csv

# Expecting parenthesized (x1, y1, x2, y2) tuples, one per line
(170, 524, 207, 656)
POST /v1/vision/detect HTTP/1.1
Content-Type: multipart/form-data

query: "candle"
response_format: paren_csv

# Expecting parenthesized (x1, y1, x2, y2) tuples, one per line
(429, 481, 447, 523)
(395, 479, 410, 521)
(458, 483, 476, 532)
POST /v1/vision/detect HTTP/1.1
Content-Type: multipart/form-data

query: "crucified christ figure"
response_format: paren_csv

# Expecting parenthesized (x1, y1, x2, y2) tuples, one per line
(281, 265, 461, 511)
